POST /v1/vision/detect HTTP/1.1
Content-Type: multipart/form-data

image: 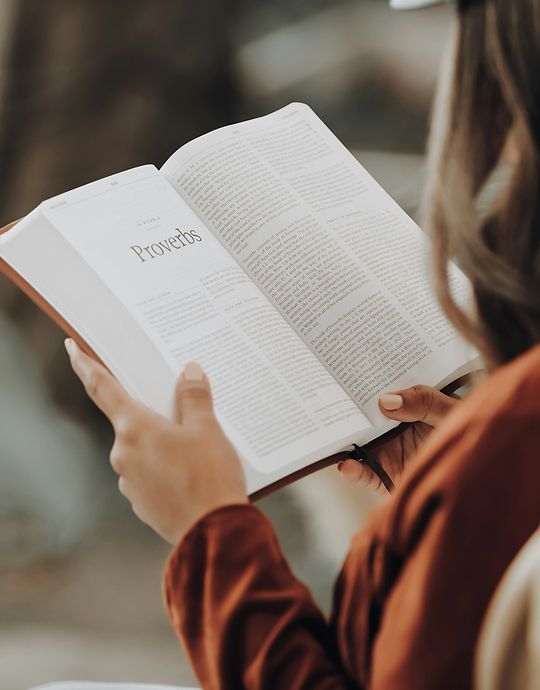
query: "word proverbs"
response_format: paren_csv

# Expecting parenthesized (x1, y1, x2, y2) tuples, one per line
(130, 229, 202, 263)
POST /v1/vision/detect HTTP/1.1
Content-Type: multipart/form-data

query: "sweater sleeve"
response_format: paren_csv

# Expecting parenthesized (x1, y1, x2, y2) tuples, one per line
(163, 503, 360, 690)
(332, 411, 540, 690)
(163, 352, 540, 690)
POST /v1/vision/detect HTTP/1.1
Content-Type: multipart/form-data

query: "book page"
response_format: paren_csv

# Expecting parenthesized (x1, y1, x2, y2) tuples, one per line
(161, 104, 478, 427)
(1, 165, 370, 487)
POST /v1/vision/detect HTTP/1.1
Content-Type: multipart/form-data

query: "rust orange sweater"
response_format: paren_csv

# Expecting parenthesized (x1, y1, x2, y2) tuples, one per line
(164, 344, 540, 690)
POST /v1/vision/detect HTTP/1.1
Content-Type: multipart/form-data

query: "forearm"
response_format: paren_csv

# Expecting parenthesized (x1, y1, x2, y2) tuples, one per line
(164, 504, 359, 690)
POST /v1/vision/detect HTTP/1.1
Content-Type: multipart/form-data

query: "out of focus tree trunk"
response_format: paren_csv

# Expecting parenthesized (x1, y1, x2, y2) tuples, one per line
(0, 0, 242, 420)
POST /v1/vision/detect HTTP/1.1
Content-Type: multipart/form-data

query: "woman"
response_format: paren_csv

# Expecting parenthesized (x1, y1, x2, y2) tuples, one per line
(64, 0, 540, 688)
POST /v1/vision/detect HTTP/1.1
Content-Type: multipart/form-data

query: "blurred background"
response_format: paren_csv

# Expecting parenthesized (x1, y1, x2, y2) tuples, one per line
(0, 1, 453, 688)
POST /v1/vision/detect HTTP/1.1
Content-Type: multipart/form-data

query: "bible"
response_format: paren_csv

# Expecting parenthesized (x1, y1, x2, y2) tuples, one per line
(0, 103, 479, 497)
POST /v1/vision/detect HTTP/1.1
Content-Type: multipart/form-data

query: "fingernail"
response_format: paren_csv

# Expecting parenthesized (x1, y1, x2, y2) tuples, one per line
(380, 394, 403, 411)
(183, 361, 204, 381)
(337, 461, 344, 471)
(64, 338, 76, 357)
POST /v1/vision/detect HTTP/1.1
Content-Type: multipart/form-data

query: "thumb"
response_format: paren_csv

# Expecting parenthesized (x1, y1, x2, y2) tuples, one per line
(378, 385, 459, 427)
(175, 362, 214, 425)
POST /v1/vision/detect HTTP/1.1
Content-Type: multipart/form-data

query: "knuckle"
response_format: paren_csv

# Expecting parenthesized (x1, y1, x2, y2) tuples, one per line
(118, 476, 128, 497)
(179, 382, 211, 400)
(109, 445, 125, 474)
(411, 385, 434, 412)
(178, 383, 213, 409)
(115, 416, 139, 445)
(339, 460, 364, 484)
(411, 384, 430, 399)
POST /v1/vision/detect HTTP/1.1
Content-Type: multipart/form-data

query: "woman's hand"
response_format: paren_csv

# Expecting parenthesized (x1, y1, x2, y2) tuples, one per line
(338, 386, 460, 491)
(65, 339, 247, 544)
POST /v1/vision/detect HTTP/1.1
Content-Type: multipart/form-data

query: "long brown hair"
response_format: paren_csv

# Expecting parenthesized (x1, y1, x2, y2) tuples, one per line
(425, 0, 540, 369)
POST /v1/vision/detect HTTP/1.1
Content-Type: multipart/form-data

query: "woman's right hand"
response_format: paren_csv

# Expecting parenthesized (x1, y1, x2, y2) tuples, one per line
(338, 385, 460, 492)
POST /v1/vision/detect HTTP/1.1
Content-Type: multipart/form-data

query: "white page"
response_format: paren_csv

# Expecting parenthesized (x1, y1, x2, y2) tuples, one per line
(161, 103, 479, 428)
(1, 165, 370, 488)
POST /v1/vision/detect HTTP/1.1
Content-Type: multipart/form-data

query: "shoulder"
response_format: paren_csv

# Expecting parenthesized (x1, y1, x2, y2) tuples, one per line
(387, 344, 540, 552)
(456, 343, 540, 429)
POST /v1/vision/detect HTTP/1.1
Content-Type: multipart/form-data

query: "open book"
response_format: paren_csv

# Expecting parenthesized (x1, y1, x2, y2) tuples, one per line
(0, 103, 478, 497)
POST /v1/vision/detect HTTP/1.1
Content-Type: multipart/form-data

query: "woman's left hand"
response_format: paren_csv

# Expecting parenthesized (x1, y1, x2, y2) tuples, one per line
(65, 338, 247, 545)
(337, 385, 459, 491)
